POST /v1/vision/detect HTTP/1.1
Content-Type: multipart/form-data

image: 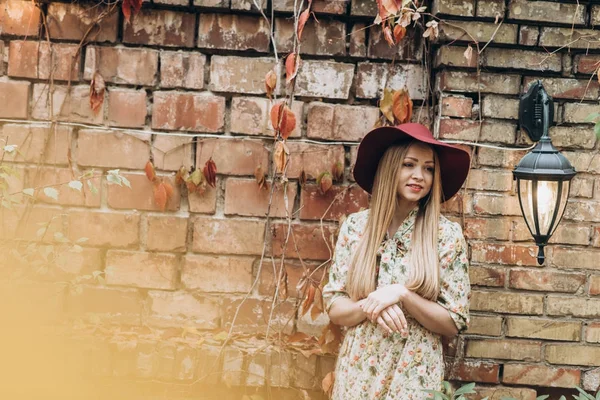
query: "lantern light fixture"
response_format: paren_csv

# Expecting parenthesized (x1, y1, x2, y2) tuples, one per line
(513, 81, 577, 265)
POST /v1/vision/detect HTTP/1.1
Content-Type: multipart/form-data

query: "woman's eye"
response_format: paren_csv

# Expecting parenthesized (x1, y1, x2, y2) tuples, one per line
(426, 167, 434, 173)
(403, 163, 413, 167)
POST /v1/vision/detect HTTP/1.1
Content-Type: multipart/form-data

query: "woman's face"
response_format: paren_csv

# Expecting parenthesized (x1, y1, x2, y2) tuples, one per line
(396, 142, 435, 206)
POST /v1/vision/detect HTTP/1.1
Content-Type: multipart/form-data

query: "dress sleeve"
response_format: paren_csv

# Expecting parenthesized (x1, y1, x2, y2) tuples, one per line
(322, 214, 356, 312)
(436, 221, 471, 333)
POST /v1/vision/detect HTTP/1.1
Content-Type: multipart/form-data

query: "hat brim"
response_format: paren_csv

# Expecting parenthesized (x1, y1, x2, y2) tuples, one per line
(353, 123, 471, 202)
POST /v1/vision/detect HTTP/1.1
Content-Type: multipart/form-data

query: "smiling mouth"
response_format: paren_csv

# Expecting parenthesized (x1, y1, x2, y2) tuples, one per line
(407, 184, 423, 190)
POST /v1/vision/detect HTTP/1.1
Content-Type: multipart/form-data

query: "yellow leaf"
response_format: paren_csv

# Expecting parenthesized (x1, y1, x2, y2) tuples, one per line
(380, 89, 395, 123)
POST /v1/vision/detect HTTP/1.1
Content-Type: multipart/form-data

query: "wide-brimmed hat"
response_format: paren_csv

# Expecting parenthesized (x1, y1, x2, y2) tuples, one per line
(353, 123, 471, 202)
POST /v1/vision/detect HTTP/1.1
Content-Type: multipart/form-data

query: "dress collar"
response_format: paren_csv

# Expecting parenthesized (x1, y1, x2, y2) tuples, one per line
(384, 206, 419, 241)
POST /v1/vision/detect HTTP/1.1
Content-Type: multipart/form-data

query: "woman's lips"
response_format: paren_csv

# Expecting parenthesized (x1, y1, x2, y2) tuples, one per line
(407, 184, 423, 192)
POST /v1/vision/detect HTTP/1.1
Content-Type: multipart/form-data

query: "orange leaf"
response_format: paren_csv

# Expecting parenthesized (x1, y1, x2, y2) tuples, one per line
(265, 69, 277, 99)
(322, 372, 335, 397)
(381, 0, 399, 15)
(163, 181, 174, 199)
(254, 165, 267, 190)
(144, 160, 156, 182)
(297, 8, 311, 41)
(175, 166, 187, 185)
(270, 102, 296, 139)
(392, 89, 413, 124)
(273, 141, 289, 174)
(393, 25, 406, 43)
(310, 298, 323, 321)
(383, 25, 395, 46)
(317, 171, 333, 195)
(332, 162, 343, 182)
(122, 0, 142, 23)
(379, 88, 394, 123)
(287, 332, 311, 343)
(301, 284, 316, 316)
(89, 71, 105, 114)
(203, 157, 217, 188)
(285, 53, 300, 84)
(299, 169, 307, 187)
(463, 45, 474, 66)
(375, 0, 390, 22)
(154, 182, 168, 211)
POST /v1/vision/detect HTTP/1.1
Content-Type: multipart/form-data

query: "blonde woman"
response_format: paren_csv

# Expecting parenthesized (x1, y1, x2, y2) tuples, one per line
(323, 123, 471, 399)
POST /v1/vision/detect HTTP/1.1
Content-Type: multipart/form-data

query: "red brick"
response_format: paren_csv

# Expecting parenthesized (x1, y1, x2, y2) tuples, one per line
(475, 387, 537, 400)
(107, 89, 147, 128)
(0, 0, 40, 36)
(509, 0, 585, 23)
(230, 97, 302, 137)
(441, 95, 473, 118)
(437, 70, 521, 94)
(160, 51, 205, 89)
(523, 76, 599, 101)
(546, 344, 600, 367)
(547, 296, 600, 318)
(506, 317, 581, 341)
(469, 266, 506, 287)
(509, 269, 585, 293)
(481, 95, 519, 119)
(466, 169, 513, 192)
(466, 338, 541, 361)
(356, 62, 426, 100)
(306, 103, 379, 142)
(151, 136, 194, 171)
(192, 217, 265, 256)
(221, 298, 295, 334)
(84, 46, 158, 86)
(210, 55, 277, 94)
(477, 147, 525, 168)
(286, 142, 345, 180)
(196, 138, 269, 176)
(67, 210, 139, 248)
(66, 286, 142, 324)
(445, 360, 500, 383)
(258, 259, 323, 299)
(182, 254, 253, 293)
(471, 290, 544, 314)
(368, 25, 421, 60)
(438, 119, 517, 144)
(440, 192, 472, 214)
(471, 242, 540, 266)
(467, 315, 503, 336)
(7, 40, 38, 79)
(548, 126, 597, 149)
(106, 250, 178, 290)
(0, 124, 71, 164)
(591, 275, 600, 295)
(146, 216, 187, 252)
(552, 247, 600, 270)
(39, 42, 80, 81)
(273, 0, 347, 13)
(31, 84, 102, 124)
(485, 48, 561, 72)
(464, 217, 511, 241)
(295, 60, 354, 99)
(351, 0, 376, 16)
(0, 78, 29, 118)
(435, 46, 478, 68)
(271, 223, 337, 261)
(349, 23, 367, 57)
(472, 193, 521, 216)
(503, 364, 580, 388)
(574, 54, 600, 74)
(145, 291, 219, 329)
(188, 187, 217, 214)
(299, 184, 369, 221)
(224, 178, 297, 218)
(564, 200, 600, 223)
(107, 173, 181, 212)
(275, 18, 346, 56)
(586, 322, 600, 343)
(198, 14, 269, 52)
(0, 206, 64, 241)
(152, 92, 225, 132)
(123, 9, 195, 47)
(231, 0, 266, 11)
(26, 167, 102, 207)
(193, 0, 228, 7)
(49, 247, 104, 279)
(77, 130, 150, 169)
(47, 2, 117, 42)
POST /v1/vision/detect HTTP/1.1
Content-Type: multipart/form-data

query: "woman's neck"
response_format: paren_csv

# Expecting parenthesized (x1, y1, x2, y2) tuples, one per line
(387, 199, 418, 237)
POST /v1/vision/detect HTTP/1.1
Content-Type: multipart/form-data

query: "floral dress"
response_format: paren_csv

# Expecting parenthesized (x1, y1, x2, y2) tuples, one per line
(322, 208, 470, 400)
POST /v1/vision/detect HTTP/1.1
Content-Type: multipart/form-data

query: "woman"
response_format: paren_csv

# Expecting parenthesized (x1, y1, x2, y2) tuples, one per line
(323, 123, 471, 399)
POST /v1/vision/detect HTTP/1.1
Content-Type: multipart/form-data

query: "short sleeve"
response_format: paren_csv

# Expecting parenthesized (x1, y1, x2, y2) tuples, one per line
(322, 215, 356, 312)
(436, 222, 471, 333)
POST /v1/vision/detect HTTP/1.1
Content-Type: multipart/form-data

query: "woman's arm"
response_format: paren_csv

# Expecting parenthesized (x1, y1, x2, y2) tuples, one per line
(328, 297, 368, 327)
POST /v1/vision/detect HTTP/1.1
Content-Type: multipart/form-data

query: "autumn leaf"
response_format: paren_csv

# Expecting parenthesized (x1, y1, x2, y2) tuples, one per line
(203, 157, 217, 188)
(393, 24, 406, 43)
(379, 88, 395, 123)
(175, 166, 187, 185)
(154, 182, 168, 211)
(423, 20, 439, 39)
(310, 296, 323, 321)
(187, 169, 207, 194)
(381, 0, 399, 16)
(285, 53, 300, 84)
(265, 69, 277, 99)
(297, 8, 311, 41)
(322, 372, 335, 398)
(317, 171, 333, 195)
(399, 10, 412, 27)
(375, 0, 390, 22)
(392, 89, 413, 124)
(301, 284, 316, 316)
(163, 181, 174, 199)
(273, 141, 289, 174)
(270, 102, 297, 139)
(299, 169, 307, 187)
(89, 71, 105, 114)
(463, 45, 474, 66)
(332, 162, 343, 182)
(383, 25, 395, 46)
(254, 165, 268, 190)
(122, 0, 142, 23)
(144, 160, 156, 182)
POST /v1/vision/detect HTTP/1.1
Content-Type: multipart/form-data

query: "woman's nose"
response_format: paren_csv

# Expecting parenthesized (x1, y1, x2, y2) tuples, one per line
(412, 168, 424, 180)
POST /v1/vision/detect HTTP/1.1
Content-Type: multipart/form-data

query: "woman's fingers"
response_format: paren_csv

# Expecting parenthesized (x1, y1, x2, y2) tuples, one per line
(389, 304, 408, 333)
(382, 309, 402, 332)
(376, 316, 393, 335)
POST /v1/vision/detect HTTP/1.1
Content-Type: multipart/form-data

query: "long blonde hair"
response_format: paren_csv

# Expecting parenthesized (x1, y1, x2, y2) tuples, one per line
(347, 141, 443, 301)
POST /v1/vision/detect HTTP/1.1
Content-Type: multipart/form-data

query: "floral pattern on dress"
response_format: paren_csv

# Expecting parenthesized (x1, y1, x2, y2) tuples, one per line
(323, 207, 470, 400)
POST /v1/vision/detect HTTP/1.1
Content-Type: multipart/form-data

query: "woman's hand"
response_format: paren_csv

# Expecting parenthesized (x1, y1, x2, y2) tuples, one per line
(360, 284, 408, 321)
(375, 304, 408, 336)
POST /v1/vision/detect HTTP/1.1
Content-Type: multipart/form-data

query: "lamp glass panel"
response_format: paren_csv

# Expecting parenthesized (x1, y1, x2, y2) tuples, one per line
(519, 178, 536, 235)
(536, 180, 559, 236)
(548, 180, 570, 237)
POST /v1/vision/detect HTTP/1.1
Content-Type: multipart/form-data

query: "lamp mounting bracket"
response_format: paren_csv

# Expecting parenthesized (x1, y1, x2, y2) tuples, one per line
(519, 80, 554, 143)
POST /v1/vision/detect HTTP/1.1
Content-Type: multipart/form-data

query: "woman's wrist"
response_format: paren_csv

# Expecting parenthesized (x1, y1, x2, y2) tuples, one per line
(396, 284, 409, 303)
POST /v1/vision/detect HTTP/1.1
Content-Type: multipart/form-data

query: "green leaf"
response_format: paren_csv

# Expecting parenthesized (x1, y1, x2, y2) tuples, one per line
(22, 188, 35, 196)
(535, 395, 550, 400)
(575, 387, 596, 400)
(584, 112, 600, 122)
(87, 180, 98, 195)
(71, 244, 83, 253)
(3, 144, 17, 153)
(68, 180, 83, 191)
(121, 175, 131, 188)
(106, 173, 121, 186)
(594, 123, 600, 138)
(454, 382, 476, 396)
(76, 237, 89, 244)
(53, 232, 70, 243)
(43, 187, 59, 200)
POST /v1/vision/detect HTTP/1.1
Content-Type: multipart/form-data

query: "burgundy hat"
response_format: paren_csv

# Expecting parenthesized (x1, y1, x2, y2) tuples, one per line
(353, 123, 471, 202)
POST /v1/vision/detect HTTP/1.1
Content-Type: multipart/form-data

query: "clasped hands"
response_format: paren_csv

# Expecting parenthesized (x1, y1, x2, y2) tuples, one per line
(358, 284, 409, 336)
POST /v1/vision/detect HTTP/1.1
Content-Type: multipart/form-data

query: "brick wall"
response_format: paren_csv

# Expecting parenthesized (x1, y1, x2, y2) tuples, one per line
(0, 0, 599, 398)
